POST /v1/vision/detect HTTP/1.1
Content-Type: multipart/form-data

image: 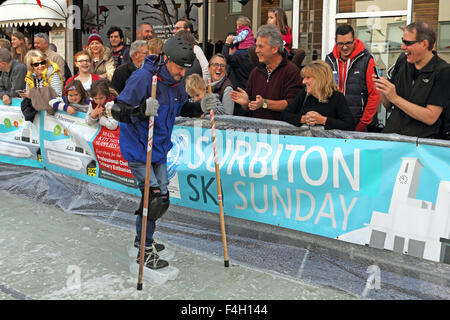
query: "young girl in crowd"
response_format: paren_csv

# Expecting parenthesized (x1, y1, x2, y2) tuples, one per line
(267, 8, 292, 53)
(65, 50, 101, 93)
(11, 31, 28, 64)
(233, 16, 255, 50)
(85, 79, 118, 130)
(49, 79, 90, 115)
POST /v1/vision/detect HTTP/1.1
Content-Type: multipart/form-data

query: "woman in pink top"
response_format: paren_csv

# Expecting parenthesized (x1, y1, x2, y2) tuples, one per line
(267, 8, 292, 53)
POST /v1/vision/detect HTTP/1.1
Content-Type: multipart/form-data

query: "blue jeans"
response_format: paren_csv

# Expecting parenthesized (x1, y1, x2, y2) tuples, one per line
(128, 161, 169, 247)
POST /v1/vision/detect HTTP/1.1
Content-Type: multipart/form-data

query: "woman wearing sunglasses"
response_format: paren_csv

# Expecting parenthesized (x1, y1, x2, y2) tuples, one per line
(21, 49, 63, 98)
(64, 50, 102, 94)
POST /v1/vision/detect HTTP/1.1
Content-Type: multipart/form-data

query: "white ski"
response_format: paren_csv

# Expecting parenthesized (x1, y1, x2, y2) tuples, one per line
(129, 263, 179, 285)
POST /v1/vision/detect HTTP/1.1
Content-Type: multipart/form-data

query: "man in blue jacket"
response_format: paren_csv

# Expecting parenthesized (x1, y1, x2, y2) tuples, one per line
(112, 36, 215, 269)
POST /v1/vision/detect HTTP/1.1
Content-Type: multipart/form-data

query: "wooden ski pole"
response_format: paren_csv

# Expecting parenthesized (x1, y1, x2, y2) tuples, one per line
(207, 78, 229, 267)
(137, 74, 158, 290)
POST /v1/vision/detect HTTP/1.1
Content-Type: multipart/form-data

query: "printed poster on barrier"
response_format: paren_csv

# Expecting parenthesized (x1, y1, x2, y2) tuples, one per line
(0, 99, 42, 167)
(92, 125, 136, 188)
(40, 110, 137, 191)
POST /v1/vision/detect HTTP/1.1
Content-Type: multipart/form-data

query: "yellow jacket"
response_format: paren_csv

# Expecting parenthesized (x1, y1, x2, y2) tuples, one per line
(25, 61, 64, 90)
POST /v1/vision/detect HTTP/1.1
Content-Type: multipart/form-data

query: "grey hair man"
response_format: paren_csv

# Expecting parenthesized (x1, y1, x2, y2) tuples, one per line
(0, 48, 27, 105)
(111, 40, 149, 94)
(137, 22, 153, 41)
(122, 23, 154, 65)
(255, 23, 285, 56)
(231, 24, 302, 120)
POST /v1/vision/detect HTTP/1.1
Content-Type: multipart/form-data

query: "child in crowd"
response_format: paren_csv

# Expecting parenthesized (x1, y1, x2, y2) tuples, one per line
(233, 16, 255, 50)
(148, 38, 164, 55)
(267, 7, 292, 53)
(49, 79, 90, 115)
(185, 73, 226, 116)
(86, 79, 118, 130)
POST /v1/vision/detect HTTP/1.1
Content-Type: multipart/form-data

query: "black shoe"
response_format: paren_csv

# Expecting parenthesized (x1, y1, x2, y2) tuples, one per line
(136, 248, 169, 270)
(134, 236, 165, 252)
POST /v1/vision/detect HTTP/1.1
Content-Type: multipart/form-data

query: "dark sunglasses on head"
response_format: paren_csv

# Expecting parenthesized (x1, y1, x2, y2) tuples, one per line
(31, 60, 47, 67)
(401, 38, 420, 46)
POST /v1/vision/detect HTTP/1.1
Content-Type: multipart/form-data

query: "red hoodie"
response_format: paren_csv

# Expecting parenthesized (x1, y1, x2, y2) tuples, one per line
(331, 38, 380, 131)
(281, 26, 292, 53)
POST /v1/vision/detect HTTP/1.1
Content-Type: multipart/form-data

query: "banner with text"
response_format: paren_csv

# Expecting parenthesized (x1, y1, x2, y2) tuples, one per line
(1, 101, 449, 263)
(168, 125, 450, 263)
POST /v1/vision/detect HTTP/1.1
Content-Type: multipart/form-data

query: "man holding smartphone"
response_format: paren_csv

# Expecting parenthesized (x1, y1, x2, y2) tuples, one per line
(373, 21, 450, 139)
(0, 48, 27, 105)
(325, 24, 380, 132)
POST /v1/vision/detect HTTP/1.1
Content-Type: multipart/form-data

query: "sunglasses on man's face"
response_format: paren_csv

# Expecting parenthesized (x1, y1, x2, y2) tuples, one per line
(401, 38, 420, 47)
(31, 60, 46, 67)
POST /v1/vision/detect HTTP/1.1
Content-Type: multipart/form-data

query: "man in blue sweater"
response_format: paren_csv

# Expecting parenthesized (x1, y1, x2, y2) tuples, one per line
(112, 36, 215, 269)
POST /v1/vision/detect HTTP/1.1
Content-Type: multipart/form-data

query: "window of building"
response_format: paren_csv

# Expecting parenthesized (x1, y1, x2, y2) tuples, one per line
(408, 239, 425, 258)
(438, 21, 450, 50)
(336, 17, 406, 72)
(356, 25, 372, 48)
(440, 238, 450, 264)
(386, 22, 404, 51)
(369, 230, 386, 249)
(393, 236, 405, 253)
(338, 0, 409, 13)
(281, 0, 293, 11)
(230, 0, 243, 15)
(298, 0, 322, 64)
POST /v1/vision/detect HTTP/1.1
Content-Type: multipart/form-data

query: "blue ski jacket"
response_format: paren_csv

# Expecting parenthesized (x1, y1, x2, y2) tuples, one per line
(116, 55, 189, 164)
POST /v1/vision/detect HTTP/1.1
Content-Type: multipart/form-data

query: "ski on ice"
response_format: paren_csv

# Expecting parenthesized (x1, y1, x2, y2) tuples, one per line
(128, 239, 178, 285)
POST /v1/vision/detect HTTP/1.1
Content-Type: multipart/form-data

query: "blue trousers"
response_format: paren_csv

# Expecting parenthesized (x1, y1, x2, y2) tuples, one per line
(128, 161, 169, 247)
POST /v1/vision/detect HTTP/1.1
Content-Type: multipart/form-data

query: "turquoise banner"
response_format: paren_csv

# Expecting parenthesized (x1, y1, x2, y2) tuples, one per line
(168, 125, 450, 263)
(1, 100, 449, 263)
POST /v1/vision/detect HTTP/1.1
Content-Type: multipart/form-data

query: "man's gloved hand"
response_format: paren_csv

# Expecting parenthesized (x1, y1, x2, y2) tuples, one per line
(200, 93, 216, 113)
(145, 97, 159, 117)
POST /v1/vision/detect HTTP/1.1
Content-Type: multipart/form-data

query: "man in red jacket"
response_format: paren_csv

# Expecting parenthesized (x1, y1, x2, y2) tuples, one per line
(231, 24, 302, 120)
(325, 24, 380, 132)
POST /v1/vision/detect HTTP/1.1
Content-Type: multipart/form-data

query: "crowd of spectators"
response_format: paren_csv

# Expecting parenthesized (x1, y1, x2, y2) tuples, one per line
(1, 12, 449, 272)
(0, 8, 448, 140)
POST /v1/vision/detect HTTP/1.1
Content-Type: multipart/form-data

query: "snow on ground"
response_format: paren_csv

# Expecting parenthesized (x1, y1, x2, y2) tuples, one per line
(0, 190, 356, 300)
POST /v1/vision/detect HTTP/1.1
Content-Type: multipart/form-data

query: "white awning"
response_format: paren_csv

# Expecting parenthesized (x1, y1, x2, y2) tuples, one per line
(0, 0, 67, 28)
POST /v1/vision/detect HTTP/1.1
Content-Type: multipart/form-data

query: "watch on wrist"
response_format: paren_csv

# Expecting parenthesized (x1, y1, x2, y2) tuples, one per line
(262, 99, 268, 109)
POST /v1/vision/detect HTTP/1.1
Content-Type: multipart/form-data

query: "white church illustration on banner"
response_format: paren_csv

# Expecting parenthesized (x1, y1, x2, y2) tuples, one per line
(339, 157, 450, 264)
